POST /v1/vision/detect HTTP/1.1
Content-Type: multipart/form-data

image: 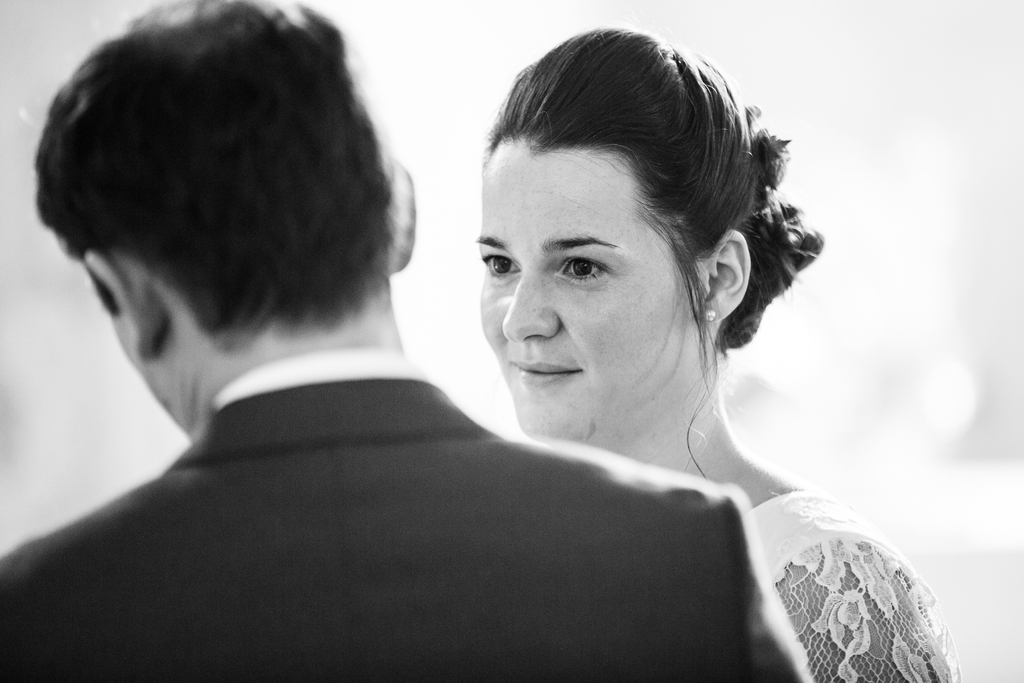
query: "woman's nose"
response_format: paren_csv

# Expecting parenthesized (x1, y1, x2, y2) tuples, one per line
(502, 277, 560, 342)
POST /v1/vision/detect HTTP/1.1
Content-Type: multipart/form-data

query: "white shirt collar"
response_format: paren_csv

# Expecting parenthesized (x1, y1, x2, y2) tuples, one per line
(213, 348, 426, 411)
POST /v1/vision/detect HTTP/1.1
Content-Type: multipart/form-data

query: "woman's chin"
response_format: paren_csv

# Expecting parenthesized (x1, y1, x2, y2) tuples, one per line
(516, 410, 597, 446)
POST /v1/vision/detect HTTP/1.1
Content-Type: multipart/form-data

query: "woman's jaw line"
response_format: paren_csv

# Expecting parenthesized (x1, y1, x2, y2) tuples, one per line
(510, 378, 727, 466)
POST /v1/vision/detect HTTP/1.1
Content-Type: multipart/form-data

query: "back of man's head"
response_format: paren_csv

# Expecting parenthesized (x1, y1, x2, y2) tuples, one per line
(36, 0, 393, 335)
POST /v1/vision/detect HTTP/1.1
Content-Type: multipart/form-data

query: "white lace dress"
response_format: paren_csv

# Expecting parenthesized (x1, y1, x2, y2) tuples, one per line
(748, 491, 961, 683)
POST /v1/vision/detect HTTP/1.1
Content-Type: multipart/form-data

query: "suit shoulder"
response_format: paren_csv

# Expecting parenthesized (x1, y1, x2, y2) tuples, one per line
(0, 468, 196, 588)
(476, 434, 751, 521)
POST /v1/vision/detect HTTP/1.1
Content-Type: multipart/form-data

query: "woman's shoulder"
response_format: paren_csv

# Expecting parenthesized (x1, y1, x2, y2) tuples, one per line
(746, 489, 909, 581)
(749, 490, 962, 683)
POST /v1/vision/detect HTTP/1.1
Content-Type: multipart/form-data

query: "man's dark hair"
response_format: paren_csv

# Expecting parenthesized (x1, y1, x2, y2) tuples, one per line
(36, 0, 393, 334)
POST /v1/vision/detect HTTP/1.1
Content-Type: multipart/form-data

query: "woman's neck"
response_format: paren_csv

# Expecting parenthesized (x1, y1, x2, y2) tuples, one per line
(600, 392, 804, 509)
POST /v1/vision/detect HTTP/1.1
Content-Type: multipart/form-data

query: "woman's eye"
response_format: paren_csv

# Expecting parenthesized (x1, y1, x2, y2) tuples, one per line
(565, 258, 597, 279)
(484, 255, 513, 275)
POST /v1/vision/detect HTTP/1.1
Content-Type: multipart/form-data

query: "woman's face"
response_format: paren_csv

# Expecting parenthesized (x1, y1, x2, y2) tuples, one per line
(480, 144, 705, 455)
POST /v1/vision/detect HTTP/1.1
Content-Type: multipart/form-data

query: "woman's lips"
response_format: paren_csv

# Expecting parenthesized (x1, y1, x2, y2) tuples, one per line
(511, 362, 582, 386)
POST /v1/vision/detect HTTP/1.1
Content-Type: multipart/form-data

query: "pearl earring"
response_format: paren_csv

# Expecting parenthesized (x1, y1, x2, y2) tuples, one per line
(705, 309, 717, 323)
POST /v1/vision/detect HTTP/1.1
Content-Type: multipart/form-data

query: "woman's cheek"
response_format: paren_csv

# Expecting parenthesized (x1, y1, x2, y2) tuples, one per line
(480, 294, 509, 349)
(585, 295, 667, 378)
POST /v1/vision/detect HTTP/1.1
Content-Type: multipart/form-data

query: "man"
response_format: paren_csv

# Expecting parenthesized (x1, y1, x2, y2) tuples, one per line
(0, 1, 808, 680)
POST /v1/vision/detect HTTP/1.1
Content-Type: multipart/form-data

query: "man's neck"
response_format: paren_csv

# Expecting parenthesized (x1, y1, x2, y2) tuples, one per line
(161, 299, 404, 441)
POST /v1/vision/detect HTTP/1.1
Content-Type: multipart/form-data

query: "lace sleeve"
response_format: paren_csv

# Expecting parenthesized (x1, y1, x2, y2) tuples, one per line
(774, 538, 960, 683)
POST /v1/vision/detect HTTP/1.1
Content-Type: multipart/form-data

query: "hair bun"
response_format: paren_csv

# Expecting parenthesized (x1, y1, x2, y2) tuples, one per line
(758, 196, 823, 269)
(718, 124, 824, 350)
(745, 106, 789, 193)
(754, 130, 789, 192)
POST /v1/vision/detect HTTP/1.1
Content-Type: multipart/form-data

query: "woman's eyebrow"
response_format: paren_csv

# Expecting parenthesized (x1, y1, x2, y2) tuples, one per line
(543, 236, 620, 251)
(476, 235, 620, 251)
(477, 236, 507, 249)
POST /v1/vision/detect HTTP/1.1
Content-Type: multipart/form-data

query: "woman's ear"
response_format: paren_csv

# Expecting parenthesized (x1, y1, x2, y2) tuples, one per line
(705, 230, 750, 321)
(83, 250, 172, 364)
(387, 163, 416, 275)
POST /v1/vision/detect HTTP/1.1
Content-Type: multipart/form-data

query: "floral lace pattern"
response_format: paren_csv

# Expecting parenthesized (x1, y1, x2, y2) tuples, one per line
(774, 538, 960, 683)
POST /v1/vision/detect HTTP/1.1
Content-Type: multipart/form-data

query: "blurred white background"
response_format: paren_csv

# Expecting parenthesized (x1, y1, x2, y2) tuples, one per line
(1, 0, 1021, 678)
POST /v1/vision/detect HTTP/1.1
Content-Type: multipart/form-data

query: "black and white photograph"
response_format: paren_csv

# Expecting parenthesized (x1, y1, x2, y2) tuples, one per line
(0, 0, 1018, 679)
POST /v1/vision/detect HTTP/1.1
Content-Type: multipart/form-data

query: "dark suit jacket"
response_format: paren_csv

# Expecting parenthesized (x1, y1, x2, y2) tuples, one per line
(0, 379, 807, 681)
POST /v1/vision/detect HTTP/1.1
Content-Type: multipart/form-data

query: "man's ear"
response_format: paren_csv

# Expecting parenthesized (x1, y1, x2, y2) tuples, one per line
(387, 164, 416, 275)
(705, 230, 751, 321)
(83, 251, 171, 362)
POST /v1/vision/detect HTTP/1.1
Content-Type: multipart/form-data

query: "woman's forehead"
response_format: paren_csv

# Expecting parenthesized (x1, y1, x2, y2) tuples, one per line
(481, 144, 649, 243)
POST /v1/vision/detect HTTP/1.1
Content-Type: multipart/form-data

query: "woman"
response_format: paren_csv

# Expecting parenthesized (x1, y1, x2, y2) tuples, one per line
(479, 28, 960, 683)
